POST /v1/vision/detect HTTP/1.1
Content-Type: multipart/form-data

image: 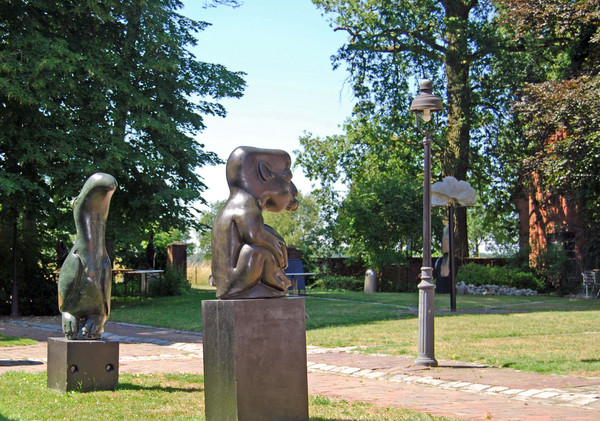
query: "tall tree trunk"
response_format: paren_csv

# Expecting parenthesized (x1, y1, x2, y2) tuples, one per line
(10, 221, 18, 317)
(443, 0, 473, 260)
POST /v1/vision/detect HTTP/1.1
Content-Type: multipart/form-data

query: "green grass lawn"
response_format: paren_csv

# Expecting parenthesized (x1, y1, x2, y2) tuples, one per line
(0, 333, 37, 347)
(109, 290, 600, 376)
(110, 290, 216, 331)
(0, 372, 456, 421)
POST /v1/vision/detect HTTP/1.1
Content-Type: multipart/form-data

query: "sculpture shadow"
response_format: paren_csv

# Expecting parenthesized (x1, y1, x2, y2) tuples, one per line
(437, 363, 490, 369)
(117, 382, 204, 393)
(0, 414, 18, 421)
(0, 360, 44, 367)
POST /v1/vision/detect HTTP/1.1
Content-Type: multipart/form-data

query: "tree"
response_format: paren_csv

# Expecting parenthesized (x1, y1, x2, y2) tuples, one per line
(336, 170, 425, 272)
(197, 192, 326, 265)
(301, 0, 526, 260)
(196, 200, 226, 260)
(263, 192, 326, 264)
(0, 0, 245, 314)
(497, 0, 600, 265)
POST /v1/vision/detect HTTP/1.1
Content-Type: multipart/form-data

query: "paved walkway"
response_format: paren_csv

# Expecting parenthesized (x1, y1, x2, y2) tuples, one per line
(1, 316, 600, 420)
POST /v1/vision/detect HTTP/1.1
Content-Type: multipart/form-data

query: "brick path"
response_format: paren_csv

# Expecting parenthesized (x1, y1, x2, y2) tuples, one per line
(1, 316, 599, 420)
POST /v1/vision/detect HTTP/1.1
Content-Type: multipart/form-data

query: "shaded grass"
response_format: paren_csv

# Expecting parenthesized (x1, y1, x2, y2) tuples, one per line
(0, 333, 37, 347)
(307, 290, 558, 310)
(0, 372, 455, 420)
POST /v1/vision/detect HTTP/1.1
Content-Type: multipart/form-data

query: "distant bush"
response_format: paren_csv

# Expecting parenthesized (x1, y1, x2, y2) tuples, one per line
(151, 268, 191, 296)
(377, 276, 404, 292)
(456, 263, 545, 292)
(309, 275, 363, 291)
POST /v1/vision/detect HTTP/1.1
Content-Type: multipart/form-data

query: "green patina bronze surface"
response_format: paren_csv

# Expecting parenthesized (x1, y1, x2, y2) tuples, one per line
(58, 173, 117, 339)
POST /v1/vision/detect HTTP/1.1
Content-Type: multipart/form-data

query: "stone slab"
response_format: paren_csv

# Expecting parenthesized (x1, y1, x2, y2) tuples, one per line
(47, 337, 119, 392)
(202, 297, 308, 421)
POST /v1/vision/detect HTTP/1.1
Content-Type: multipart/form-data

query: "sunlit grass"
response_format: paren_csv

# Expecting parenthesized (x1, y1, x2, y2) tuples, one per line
(0, 333, 37, 347)
(108, 290, 600, 375)
(0, 372, 456, 420)
(306, 307, 600, 375)
(110, 289, 216, 331)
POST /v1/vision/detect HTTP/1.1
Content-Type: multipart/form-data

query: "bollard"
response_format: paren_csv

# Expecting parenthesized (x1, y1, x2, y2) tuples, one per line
(364, 269, 377, 293)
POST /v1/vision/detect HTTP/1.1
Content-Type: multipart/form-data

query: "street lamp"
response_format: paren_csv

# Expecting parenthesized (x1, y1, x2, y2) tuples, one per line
(410, 79, 443, 367)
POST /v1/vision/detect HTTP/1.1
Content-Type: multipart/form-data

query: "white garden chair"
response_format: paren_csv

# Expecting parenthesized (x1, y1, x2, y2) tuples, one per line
(581, 270, 599, 298)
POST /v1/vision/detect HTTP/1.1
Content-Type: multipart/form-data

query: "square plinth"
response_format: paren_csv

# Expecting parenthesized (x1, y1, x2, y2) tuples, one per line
(202, 297, 309, 421)
(47, 337, 119, 392)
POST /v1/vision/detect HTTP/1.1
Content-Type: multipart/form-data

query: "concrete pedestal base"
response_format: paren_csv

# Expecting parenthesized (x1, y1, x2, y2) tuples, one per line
(47, 337, 119, 392)
(202, 297, 308, 421)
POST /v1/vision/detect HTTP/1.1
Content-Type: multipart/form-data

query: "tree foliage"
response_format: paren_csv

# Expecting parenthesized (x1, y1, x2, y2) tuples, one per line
(0, 0, 245, 314)
(197, 192, 326, 265)
(337, 170, 424, 271)
(298, 0, 528, 262)
(497, 0, 600, 265)
(263, 192, 325, 262)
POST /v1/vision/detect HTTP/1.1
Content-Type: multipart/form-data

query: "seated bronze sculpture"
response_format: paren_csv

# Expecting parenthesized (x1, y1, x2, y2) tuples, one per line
(211, 146, 299, 299)
(58, 173, 117, 339)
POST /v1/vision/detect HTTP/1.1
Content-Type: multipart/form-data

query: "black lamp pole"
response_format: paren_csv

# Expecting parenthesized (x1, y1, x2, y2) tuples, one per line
(410, 79, 443, 367)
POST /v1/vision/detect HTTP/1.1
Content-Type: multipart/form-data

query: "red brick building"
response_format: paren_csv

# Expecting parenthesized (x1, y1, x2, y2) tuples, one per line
(517, 173, 579, 262)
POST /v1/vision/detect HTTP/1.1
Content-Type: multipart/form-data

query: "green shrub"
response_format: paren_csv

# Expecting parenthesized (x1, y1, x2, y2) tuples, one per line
(377, 277, 404, 292)
(509, 270, 545, 291)
(456, 263, 545, 291)
(150, 268, 191, 296)
(455, 263, 494, 286)
(309, 275, 363, 291)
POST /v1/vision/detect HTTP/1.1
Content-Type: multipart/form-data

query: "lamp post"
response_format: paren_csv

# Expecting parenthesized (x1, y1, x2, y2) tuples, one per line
(410, 79, 443, 367)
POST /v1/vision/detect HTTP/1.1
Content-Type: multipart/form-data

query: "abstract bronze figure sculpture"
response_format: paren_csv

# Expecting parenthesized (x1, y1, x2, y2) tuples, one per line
(58, 173, 118, 339)
(211, 146, 299, 299)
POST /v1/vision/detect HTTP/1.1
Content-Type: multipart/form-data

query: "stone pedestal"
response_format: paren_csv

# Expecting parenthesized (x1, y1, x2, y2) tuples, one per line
(167, 241, 187, 277)
(47, 337, 119, 392)
(202, 297, 308, 421)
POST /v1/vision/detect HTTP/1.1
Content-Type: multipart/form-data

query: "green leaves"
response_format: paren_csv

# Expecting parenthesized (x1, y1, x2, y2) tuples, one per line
(337, 170, 424, 271)
(0, 0, 246, 313)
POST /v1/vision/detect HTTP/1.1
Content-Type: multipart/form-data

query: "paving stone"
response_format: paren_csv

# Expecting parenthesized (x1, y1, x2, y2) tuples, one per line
(388, 374, 410, 382)
(340, 366, 361, 374)
(364, 371, 385, 379)
(309, 363, 327, 370)
(486, 386, 509, 393)
(501, 388, 525, 395)
(552, 393, 583, 402)
(402, 376, 423, 383)
(416, 377, 446, 386)
(571, 396, 599, 406)
(452, 382, 473, 389)
(320, 364, 337, 371)
(534, 391, 561, 399)
(463, 383, 491, 392)
(518, 389, 543, 397)
(351, 369, 373, 377)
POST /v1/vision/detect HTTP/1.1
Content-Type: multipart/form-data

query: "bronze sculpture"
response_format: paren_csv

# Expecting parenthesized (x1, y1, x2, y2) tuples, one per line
(211, 146, 299, 299)
(58, 173, 117, 339)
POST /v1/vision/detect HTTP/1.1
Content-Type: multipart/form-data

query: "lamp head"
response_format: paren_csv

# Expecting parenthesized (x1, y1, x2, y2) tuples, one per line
(410, 79, 443, 122)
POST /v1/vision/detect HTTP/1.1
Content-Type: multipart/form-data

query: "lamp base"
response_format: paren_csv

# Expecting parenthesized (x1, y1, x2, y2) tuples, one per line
(416, 266, 438, 367)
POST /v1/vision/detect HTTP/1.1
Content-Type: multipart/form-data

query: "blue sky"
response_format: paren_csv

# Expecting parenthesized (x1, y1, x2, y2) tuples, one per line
(180, 0, 355, 205)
